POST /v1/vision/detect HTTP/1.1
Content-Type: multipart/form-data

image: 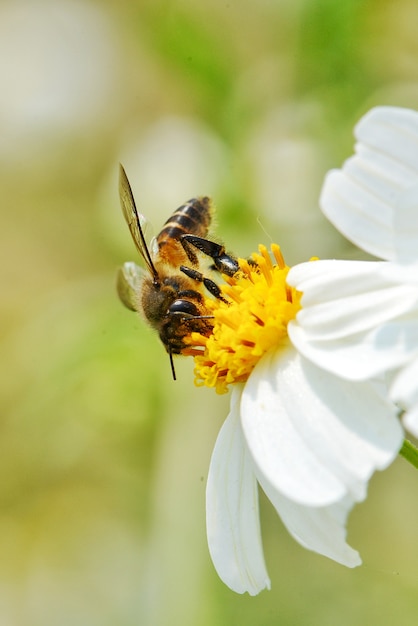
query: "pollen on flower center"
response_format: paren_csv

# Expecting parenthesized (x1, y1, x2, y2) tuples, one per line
(189, 244, 302, 394)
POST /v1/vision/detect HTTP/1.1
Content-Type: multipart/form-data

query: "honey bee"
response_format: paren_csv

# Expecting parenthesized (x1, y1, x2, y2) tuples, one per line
(117, 164, 239, 379)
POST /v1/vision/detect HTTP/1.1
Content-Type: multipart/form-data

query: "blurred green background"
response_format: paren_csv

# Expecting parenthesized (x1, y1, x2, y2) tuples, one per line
(1, 0, 418, 624)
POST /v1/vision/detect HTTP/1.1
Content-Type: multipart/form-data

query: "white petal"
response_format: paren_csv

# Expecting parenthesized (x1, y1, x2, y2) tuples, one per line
(289, 318, 418, 382)
(390, 356, 418, 437)
(288, 259, 418, 380)
(382, 258, 418, 286)
(288, 259, 391, 305)
(206, 386, 270, 595)
(320, 168, 394, 260)
(402, 403, 418, 438)
(320, 106, 418, 261)
(288, 259, 414, 308)
(258, 474, 361, 567)
(289, 260, 418, 338)
(393, 185, 418, 264)
(390, 354, 418, 407)
(240, 347, 403, 507)
(355, 107, 418, 175)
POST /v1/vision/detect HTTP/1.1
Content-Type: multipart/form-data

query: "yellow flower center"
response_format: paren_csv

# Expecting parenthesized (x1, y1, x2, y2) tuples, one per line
(188, 244, 302, 394)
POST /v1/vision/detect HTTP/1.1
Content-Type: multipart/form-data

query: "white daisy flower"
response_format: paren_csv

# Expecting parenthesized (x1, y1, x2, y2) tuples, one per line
(190, 244, 403, 594)
(287, 106, 418, 437)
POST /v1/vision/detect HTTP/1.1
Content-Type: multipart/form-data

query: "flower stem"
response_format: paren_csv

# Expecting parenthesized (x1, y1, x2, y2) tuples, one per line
(399, 439, 418, 470)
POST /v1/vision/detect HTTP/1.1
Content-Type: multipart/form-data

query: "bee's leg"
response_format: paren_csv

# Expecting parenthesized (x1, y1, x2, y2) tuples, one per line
(179, 236, 199, 266)
(180, 234, 239, 276)
(180, 265, 229, 303)
(176, 289, 204, 303)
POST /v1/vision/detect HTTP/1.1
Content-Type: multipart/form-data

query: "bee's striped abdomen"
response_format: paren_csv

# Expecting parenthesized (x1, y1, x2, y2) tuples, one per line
(157, 196, 213, 267)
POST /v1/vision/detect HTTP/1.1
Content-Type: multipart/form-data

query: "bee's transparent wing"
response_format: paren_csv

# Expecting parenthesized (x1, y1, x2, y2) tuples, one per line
(149, 236, 159, 258)
(119, 164, 159, 277)
(117, 261, 144, 312)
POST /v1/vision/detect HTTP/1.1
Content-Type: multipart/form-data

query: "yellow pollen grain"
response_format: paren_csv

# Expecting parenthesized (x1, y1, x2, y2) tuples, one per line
(191, 243, 302, 394)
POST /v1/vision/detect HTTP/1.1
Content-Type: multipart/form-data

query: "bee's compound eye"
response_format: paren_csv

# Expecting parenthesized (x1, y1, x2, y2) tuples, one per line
(169, 299, 200, 317)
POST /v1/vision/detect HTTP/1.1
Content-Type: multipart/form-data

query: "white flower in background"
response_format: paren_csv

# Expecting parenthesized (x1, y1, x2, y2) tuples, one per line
(190, 244, 403, 595)
(288, 106, 418, 437)
(0, 0, 121, 159)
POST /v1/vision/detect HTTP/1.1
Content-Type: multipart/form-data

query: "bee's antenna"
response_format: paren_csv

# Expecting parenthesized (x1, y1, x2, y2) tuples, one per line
(169, 349, 177, 381)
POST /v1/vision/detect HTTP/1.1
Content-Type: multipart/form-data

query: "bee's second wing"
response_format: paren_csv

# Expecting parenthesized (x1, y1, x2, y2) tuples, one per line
(117, 262, 144, 312)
